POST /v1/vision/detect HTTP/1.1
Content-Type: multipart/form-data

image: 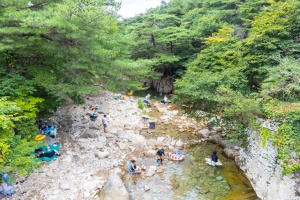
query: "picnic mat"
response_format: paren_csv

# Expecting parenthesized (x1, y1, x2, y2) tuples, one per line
(34, 144, 61, 162)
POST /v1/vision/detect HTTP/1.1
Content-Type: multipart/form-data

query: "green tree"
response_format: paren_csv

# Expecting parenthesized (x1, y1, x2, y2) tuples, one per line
(0, 97, 41, 178)
(262, 57, 300, 101)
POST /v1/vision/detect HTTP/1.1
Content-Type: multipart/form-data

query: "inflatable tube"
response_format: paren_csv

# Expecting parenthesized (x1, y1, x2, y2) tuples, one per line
(34, 134, 46, 141)
(205, 158, 223, 166)
(169, 151, 185, 161)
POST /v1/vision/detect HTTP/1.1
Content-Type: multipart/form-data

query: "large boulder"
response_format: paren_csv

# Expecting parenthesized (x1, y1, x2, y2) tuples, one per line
(130, 134, 146, 145)
(175, 140, 184, 147)
(154, 76, 174, 94)
(89, 122, 100, 130)
(223, 148, 235, 159)
(220, 140, 242, 149)
(208, 135, 222, 144)
(146, 139, 162, 147)
(144, 150, 157, 157)
(117, 142, 127, 150)
(98, 136, 107, 143)
(198, 129, 210, 138)
(99, 173, 129, 200)
(90, 141, 104, 149)
(146, 166, 157, 177)
(81, 129, 98, 138)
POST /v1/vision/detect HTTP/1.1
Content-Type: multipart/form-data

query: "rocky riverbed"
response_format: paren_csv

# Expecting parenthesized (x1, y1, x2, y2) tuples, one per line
(10, 91, 295, 200)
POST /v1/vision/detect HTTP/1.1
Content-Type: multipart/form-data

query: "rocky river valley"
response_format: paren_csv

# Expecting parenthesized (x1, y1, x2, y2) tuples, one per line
(9, 91, 298, 200)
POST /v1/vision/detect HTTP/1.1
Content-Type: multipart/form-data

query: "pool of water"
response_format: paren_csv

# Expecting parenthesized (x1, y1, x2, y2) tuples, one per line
(122, 143, 257, 200)
(122, 95, 257, 200)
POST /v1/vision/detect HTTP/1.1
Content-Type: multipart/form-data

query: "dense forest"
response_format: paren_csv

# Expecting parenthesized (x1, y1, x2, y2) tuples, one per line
(0, 0, 299, 179)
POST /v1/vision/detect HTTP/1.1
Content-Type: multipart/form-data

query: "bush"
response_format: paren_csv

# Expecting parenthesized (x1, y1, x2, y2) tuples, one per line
(137, 98, 144, 110)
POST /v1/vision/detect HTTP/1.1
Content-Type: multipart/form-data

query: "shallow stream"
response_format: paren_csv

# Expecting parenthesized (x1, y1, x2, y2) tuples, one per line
(123, 143, 257, 200)
(122, 91, 258, 200)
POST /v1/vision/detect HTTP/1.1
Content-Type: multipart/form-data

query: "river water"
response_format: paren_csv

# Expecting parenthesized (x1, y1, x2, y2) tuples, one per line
(122, 91, 258, 200)
(123, 142, 257, 200)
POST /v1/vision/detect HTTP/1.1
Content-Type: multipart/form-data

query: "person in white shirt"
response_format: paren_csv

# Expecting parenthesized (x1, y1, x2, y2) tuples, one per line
(102, 115, 108, 133)
(161, 95, 168, 104)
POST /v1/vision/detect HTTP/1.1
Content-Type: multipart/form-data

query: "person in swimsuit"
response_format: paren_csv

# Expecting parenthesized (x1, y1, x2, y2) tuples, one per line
(130, 160, 142, 174)
(156, 148, 165, 165)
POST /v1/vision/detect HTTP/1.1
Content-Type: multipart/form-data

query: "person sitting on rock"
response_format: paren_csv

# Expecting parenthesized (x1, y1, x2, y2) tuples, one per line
(161, 95, 168, 104)
(211, 151, 218, 165)
(36, 149, 61, 158)
(116, 93, 122, 100)
(143, 94, 150, 103)
(0, 178, 26, 195)
(89, 112, 98, 121)
(156, 148, 165, 165)
(130, 160, 142, 174)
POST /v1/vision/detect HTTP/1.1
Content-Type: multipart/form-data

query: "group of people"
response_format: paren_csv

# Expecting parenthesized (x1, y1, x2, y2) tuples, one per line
(116, 93, 126, 100)
(128, 149, 219, 174)
(128, 148, 166, 174)
(87, 105, 108, 133)
(143, 94, 168, 107)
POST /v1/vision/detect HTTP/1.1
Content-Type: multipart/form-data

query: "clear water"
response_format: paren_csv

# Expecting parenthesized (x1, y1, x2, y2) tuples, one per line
(121, 92, 258, 200)
(122, 143, 257, 200)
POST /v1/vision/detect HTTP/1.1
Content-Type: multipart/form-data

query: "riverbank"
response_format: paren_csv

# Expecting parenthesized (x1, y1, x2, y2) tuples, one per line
(12, 91, 258, 199)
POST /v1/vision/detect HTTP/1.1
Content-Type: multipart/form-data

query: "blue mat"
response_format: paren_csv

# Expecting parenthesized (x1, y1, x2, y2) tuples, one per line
(44, 125, 57, 137)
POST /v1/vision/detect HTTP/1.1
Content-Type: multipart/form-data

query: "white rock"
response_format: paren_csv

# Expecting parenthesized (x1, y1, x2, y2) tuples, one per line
(130, 134, 145, 145)
(198, 129, 211, 138)
(109, 127, 118, 134)
(59, 180, 70, 190)
(146, 166, 157, 177)
(145, 185, 150, 192)
(175, 140, 184, 147)
(84, 191, 90, 198)
(82, 180, 99, 191)
(118, 142, 127, 150)
(99, 173, 130, 200)
(144, 150, 157, 157)
(157, 137, 165, 142)
(52, 189, 60, 195)
(98, 136, 107, 143)
(95, 151, 110, 159)
(91, 141, 104, 149)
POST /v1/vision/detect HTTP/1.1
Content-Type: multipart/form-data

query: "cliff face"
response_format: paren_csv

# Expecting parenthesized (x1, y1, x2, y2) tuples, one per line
(238, 130, 299, 200)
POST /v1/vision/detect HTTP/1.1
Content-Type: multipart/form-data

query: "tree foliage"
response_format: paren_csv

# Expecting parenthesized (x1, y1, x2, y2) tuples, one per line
(1, 0, 300, 177)
(0, 0, 149, 178)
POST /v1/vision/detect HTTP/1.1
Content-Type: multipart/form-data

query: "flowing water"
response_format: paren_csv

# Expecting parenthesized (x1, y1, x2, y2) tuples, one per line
(122, 91, 258, 200)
